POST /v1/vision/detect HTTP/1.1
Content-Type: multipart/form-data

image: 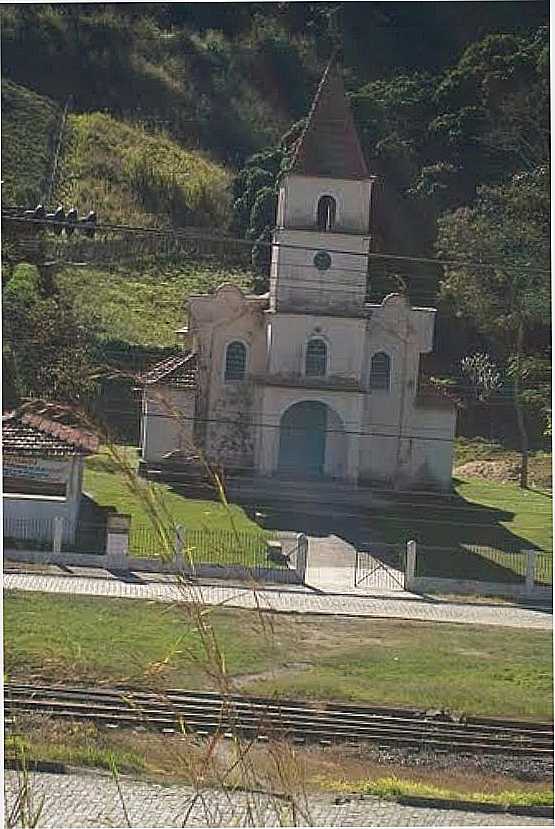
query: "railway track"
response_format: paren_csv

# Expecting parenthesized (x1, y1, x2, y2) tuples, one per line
(5, 682, 553, 760)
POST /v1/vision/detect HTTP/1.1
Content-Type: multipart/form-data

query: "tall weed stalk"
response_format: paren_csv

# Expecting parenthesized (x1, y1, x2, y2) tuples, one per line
(12, 390, 313, 826)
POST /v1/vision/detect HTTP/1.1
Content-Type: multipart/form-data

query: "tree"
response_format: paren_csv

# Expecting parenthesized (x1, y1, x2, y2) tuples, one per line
(3, 263, 100, 404)
(461, 352, 501, 403)
(437, 166, 550, 487)
(230, 121, 304, 291)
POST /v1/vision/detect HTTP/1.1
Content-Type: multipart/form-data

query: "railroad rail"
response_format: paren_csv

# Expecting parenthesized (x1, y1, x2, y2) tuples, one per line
(5, 682, 553, 760)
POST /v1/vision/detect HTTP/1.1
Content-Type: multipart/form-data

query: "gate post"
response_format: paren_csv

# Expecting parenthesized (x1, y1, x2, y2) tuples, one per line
(106, 514, 130, 570)
(295, 533, 308, 583)
(524, 549, 537, 595)
(52, 516, 64, 555)
(175, 524, 186, 572)
(405, 540, 417, 589)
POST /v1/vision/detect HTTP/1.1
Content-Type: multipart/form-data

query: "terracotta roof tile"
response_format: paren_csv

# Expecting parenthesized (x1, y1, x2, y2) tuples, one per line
(2, 412, 99, 456)
(142, 352, 198, 389)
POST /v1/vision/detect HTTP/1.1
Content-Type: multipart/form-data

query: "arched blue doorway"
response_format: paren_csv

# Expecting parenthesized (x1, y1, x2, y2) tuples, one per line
(278, 401, 327, 478)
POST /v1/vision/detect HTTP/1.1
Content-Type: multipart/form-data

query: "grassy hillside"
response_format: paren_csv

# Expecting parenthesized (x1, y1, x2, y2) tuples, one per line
(59, 113, 232, 228)
(57, 259, 253, 347)
(1, 80, 60, 205)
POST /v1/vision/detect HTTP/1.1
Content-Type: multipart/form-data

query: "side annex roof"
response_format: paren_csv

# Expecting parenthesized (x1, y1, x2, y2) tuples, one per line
(141, 352, 198, 389)
(2, 411, 99, 456)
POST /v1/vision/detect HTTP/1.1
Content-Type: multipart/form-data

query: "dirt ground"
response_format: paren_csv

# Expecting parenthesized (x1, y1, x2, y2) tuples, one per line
(455, 457, 552, 489)
(11, 718, 553, 799)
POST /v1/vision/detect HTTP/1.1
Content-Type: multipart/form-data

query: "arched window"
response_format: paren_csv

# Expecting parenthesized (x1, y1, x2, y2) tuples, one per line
(369, 352, 391, 391)
(225, 341, 247, 381)
(305, 338, 327, 377)
(317, 195, 336, 232)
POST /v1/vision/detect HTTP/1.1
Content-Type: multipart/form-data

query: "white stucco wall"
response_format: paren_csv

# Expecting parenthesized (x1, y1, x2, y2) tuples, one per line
(265, 313, 367, 379)
(255, 386, 364, 481)
(277, 175, 373, 235)
(184, 286, 456, 489)
(141, 386, 196, 464)
(357, 294, 455, 490)
(3, 455, 85, 543)
(270, 228, 370, 315)
(188, 285, 268, 468)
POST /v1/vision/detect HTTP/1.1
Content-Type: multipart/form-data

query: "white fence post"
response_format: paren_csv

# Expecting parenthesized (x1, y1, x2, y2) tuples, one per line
(174, 525, 186, 571)
(405, 540, 416, 588)
(525, 549, 537, 594)
(52, 516, 64, 555)
(106, 514, 130, 570)
(295, 533, 308, 583)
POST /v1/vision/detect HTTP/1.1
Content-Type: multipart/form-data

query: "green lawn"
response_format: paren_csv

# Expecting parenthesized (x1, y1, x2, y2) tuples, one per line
(82, 444, 552, 577)
(83, 448, 269, 564)
(83, 448, 260, 533)
(370, 476, 552, 552)
(4, 592, 552, 719)
(366, 474, 552, 583)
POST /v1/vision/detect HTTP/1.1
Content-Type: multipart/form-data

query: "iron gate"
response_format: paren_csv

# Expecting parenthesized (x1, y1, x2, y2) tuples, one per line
(354, 545, 406, 590)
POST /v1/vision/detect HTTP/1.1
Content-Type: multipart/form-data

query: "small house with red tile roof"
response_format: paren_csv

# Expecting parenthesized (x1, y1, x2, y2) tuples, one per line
(139, 56, 457, 492)
(2, 410, 99, 543)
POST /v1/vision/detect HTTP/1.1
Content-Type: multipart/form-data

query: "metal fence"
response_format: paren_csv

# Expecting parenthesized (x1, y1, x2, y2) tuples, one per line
(354, 544, 406, 590)
(3, 517, 106, 553)
(414, 544, 543, 584)
(4, 517, 54, 550)
(128, 525, 278, 569)
(535, 553, 553, 586)
(3, 516, 278, 571)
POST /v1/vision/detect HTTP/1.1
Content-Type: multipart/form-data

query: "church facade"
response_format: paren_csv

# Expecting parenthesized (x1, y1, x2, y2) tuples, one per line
(140, 59, 457, 492)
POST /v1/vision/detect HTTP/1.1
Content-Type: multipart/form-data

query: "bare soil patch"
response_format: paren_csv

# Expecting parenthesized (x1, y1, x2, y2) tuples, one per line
(11, 718, 551, 797)
(455, 457, 552, 489)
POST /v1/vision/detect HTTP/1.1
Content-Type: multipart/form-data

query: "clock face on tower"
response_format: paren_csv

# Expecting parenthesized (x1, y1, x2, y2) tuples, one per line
(313, 250, 332, 271)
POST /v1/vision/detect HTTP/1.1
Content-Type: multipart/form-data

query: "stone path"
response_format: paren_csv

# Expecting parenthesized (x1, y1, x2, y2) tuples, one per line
(4, 570, 552, 629)
(4, 771, 551, 828)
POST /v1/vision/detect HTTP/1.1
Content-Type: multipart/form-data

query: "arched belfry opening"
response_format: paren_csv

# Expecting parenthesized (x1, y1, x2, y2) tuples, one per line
(317, 195, 336, 232)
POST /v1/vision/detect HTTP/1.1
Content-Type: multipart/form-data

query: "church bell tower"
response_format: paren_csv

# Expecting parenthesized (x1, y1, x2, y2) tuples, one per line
(270, 56, 375, 317)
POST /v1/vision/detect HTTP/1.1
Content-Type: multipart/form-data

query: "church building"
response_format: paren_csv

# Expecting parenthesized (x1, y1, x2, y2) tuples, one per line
(139, 58, 457, 493)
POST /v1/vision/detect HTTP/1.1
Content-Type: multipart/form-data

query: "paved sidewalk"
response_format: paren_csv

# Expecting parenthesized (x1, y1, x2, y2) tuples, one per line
(4, 570, 552, 629)
(4, 771, 551, 827)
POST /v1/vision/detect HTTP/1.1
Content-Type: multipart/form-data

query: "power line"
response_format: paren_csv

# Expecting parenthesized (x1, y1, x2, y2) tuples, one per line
(3, 212, 551, 276)
(82, 407, 469, 443)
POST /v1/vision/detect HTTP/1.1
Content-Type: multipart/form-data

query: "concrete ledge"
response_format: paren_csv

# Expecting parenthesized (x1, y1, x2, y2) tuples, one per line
(395, 794, 553, 818)
(4, 549, 301, 585)
(407, 575, 552, 601)
(4, 758, 67, 774)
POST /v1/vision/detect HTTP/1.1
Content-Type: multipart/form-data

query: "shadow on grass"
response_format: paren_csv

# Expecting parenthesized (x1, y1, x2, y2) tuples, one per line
(237, 481, 551, 587)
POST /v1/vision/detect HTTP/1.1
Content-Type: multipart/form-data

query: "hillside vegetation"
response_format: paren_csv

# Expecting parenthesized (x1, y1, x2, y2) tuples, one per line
(57, 260, 252, 347)
(1, 3, 550, 454)
(1, 80, 60, 205)
(0, 5, 305, 163)
(59, 113, 232, 228)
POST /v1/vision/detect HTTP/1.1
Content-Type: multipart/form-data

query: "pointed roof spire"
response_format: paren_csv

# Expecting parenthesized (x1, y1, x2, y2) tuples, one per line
(289, 52, 369, 180)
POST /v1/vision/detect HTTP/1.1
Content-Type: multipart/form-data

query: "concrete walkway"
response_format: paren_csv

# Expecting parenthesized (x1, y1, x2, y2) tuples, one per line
(4, 770, 551, 828)
(305, 533, 359, 591)
(4, 569, 552, 629)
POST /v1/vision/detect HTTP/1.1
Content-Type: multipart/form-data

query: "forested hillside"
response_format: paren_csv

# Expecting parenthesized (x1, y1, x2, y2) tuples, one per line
(1, 2, 550, 452)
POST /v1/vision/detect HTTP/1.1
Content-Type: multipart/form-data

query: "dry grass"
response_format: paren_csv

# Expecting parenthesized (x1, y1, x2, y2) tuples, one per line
(6, 716, 552, 806)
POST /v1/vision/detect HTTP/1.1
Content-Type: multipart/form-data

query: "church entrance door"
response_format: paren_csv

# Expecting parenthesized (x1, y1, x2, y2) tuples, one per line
(278, 401, 327, 478)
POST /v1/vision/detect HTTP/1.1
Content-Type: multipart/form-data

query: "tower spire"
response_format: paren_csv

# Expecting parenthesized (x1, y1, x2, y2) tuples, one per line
(289, 53, 369, 180)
